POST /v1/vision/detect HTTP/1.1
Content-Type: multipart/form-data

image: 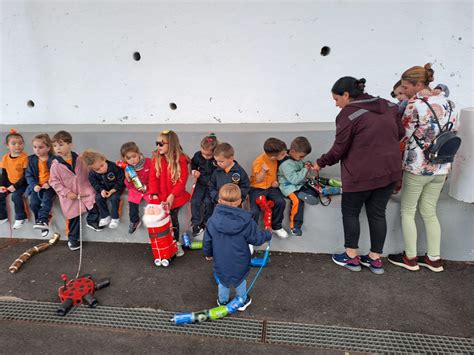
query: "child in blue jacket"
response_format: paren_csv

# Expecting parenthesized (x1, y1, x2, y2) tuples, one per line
(203, 183, 271, 311)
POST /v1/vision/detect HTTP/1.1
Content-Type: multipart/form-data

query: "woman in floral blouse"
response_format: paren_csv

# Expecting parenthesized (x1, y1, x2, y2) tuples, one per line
(388, 63, 457, 273)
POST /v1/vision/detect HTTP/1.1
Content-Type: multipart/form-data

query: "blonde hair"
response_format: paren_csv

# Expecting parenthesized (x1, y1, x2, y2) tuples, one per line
(32, 133, 53, 153)
(219, 183, 241, 205)
(154, 130, 189, 184)
(82, 149, 107, 166)
(401, 63, 434, 86)
(213, 142, 234, 159)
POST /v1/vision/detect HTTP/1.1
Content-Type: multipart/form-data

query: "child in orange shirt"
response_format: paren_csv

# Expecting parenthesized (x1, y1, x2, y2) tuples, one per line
(0, 130, 29, 229)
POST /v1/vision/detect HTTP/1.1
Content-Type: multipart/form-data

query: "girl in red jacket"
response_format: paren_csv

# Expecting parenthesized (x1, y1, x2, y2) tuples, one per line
(149, 130, 190, 256)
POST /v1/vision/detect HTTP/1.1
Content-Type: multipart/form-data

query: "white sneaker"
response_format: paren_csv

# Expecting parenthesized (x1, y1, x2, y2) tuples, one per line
(176, 242, 185, 257)
(41, 229, 50, 238)
(99, 216, 111, 227)
(13, 219, 27, 230)
(272, 228, 289, 239)
(109, 219, 120, 229)
(0, 218, 8, 225)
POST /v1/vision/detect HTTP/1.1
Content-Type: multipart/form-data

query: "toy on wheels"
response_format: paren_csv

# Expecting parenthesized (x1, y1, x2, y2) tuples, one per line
(57, 274, 110, 316)
(142, 202, 178, 267)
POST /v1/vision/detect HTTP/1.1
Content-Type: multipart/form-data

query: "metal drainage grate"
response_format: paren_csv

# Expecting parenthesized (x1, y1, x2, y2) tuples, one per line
(1, 300, 472, 353)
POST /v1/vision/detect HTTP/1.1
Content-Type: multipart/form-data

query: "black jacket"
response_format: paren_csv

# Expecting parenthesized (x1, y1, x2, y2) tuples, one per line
(190, 151, 217, 186)
(209, 161, 250, 202)
(88, 160, 125, 194)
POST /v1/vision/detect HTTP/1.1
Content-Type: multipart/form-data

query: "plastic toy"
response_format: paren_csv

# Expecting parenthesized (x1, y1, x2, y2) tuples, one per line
(57, 274, 110, 316)
(116, 160, 145, 191)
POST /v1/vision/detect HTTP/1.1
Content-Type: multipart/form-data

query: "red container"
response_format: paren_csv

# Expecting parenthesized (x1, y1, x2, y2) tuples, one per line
(147, 218, 177, 267)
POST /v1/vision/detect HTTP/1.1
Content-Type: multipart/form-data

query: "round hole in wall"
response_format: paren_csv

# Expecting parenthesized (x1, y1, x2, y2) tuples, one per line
(169, 103, 177, 110)
(133, 52, 141, 61)
(320, 46, 331, 56)
(27, 100, 35, 108)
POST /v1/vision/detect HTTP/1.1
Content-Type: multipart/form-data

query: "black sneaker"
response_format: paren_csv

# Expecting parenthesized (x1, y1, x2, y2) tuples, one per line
(128, 221, 142, 234)
(217, 299, 228, 307)
(68, 240, 80, 251)
(33, 221, 49, 230)
(387, 252, 419, 271)
(238, 297, 252, 311)
(192, 225, 204, 237)
(86, 222, 105, 232)
(41, 229, 50, 238)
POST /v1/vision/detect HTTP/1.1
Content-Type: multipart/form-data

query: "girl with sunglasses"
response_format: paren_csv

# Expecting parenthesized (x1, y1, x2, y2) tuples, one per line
(149, 130, 190, 257)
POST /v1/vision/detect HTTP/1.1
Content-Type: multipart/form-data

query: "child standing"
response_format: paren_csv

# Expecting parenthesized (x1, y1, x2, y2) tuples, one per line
(149, 130, 190, 256)
(49, 131, 102, 251)
(82, 150, 124, 229)
(203, 183, 272, 310)
(190, 133, 218, 237)
(209, 143, 250, 206)
(278, 137, 318, 236)
(249, 138, 288, 239)
(0, 130, 29, 229)
(120, 142, 152, 234)
(25, 133, 56, 237)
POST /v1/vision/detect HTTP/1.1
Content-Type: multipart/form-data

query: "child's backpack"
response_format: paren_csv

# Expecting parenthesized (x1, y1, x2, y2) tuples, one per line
(414, 98, 461, 164)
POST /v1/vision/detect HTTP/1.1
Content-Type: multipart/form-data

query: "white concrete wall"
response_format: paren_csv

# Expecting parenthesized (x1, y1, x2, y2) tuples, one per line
(1, 0, 472, 125)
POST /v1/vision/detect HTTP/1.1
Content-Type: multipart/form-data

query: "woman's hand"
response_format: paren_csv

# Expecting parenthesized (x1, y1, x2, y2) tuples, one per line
(313, 162, 321, 172)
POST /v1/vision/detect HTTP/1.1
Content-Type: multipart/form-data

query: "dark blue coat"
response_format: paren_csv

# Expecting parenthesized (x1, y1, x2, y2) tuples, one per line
(208, 161, 250, 203)
(25, 153, 56, 195)
(190, 151, 217, 187)
(88, 160, 125, 194)
(203, 204, 272, 288)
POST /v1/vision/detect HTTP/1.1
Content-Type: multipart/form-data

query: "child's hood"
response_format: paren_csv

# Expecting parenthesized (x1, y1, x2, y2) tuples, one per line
(211, 204, 253, 236)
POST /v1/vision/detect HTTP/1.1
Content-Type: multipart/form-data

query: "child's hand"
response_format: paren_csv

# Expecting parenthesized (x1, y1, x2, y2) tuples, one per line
(101, 190, 108, 198)
(205, 256, 213, 261)
(261, 163, 269, 173)
(138, 185, 147, 192)
(304, 162, 313, 170)
(34, 185, 42, 193)
(192, 170, 201, 179)
(0, 186, 7, 193)
(166, 194, 175, 208)
(7, 185, 16, 192)
(42, 182, 50, 189)
(271, 181, 279, 188)
(67, 192, 78, 200)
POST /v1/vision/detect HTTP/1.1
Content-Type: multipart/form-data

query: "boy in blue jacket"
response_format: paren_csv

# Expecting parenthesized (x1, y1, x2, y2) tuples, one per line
(203, 183, 272, 311)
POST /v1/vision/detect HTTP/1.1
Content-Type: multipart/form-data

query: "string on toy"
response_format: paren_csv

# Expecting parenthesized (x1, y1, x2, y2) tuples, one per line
(75, 195, 83, 279)
(0, 192, 17, 250)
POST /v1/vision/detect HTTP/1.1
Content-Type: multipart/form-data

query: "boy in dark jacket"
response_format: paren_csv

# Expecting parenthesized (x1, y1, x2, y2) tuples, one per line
(209, 143, 250, 207)
(203, 183, 271, 311)
(82, 150, 124, 229)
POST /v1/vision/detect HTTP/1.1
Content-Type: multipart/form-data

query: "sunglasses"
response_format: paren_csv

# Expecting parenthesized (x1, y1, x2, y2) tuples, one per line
(155, 141, 169, 147)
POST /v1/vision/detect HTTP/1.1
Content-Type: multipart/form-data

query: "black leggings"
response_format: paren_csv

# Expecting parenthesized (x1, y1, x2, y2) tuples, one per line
(341, 182, 395, 254)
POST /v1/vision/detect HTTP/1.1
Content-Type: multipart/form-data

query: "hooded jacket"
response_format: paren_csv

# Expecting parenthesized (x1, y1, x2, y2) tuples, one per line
(25, 153, 55, 195)
(317, 94, 405, 192)
(203, 204, 272, 288)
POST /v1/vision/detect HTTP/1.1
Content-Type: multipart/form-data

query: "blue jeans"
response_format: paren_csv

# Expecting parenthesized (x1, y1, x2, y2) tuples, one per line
(218, 279, 246, 304)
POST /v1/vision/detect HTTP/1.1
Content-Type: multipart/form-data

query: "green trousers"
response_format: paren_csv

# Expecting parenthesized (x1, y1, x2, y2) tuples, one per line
(400, 171, 446, 258)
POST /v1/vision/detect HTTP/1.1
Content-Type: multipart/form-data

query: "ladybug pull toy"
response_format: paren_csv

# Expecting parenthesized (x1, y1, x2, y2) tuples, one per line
(57, 274, 110, 316)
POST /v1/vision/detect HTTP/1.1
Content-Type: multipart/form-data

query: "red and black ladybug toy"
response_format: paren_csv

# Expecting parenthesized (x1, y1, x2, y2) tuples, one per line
(57, 274, 110, 316)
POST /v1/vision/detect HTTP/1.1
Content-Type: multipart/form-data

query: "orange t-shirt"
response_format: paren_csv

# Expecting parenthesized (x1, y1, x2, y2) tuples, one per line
(38, 159, 50, 186)
(250, 153, 277, 189)
(0, 152, 28, 184)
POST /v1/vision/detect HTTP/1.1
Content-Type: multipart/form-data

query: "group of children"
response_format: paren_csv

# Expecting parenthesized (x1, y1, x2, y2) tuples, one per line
(0, 128, 322, 309)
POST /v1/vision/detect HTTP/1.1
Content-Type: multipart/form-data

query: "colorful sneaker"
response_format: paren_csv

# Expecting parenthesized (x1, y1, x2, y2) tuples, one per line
(12, 219, 27, 230)
(290, 227, 302, 237)
(67, 240, 80, 251)
(86, 222, 105, 232)
(332, 252, 362, 271)
(176, 242, 185, 257)
(272, 228, 289, 239)
(417, 254, 444, 272)
(238, 297, 252, 311)
(109, 219, 120, 229)
(33, 221, 49, 230)
(217, 299, 228, 307)
(128, 221, 141, 234)
(387, 252, 419, 271)
(360, 254, 385, 275)
(99, 216, 111, 227)
(297, 191, 319, 205)
(0, 218, 8, 225)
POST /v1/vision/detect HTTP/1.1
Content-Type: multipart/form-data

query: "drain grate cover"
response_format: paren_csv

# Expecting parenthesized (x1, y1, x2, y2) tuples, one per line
(1, 300, 472, 353)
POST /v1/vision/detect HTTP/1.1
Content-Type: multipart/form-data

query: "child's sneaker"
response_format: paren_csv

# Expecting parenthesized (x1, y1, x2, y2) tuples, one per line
(272, 228, 289, 239)
(67, 240, 80, 251)
(86, 222, 105, 232)
(387, 252, 419, 271)
(217, 299, 228, 307)
(12, 219, 27, 230)
(109, 219, 120, 229)
(360, 254, 385, 274)
(41, 229, 50, 238)
(176, 242, 185, 257)
(192, 225, 204, 237)
(332, 252, 362, 271)
(33, 221, 49, 230)
(99, 216, 111, 227)
(297, 191, 319, 205)
(417, 254, 444, 272)
(0, 218, 8, 225)
(290, 227, 302, 237)
(238, 297, 252, 311)
(128, 221, 141, 234)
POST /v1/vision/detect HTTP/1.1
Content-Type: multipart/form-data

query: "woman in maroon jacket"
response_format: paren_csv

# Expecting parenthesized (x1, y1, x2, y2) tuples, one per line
(314, 77, 404, 274)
